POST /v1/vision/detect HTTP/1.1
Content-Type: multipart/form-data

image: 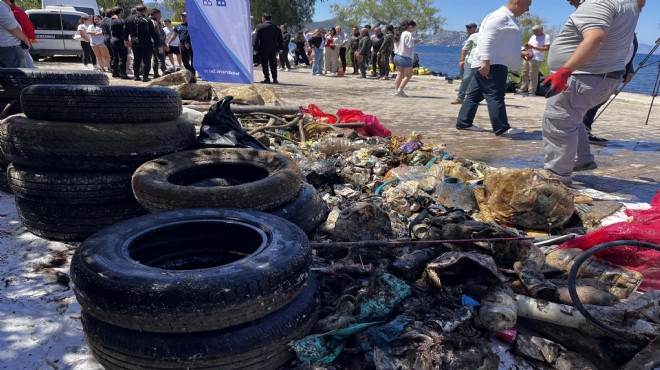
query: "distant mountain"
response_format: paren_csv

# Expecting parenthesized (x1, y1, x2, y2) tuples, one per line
(146, 2, 173, 20)
(304, 20, 336, 31)
(637, 43, 660, 56)
(420, 30, 467, 47)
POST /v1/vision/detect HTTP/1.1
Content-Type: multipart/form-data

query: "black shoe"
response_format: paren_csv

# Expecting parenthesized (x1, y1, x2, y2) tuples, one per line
(588, 134, 608, 143)
(112, 74, 120, 78)
(573, 161, 598, 171)
(142, 77, 151, 82)
(134, 77, 142, 81)
(260, 79, 271, 84)
(153, 74, 160, 79)
(120, 75, 131, 80)
(272, 80, 279, 84)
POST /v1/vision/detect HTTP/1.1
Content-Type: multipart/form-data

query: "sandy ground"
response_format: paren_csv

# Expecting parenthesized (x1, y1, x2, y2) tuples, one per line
(0, 57, 658, 369)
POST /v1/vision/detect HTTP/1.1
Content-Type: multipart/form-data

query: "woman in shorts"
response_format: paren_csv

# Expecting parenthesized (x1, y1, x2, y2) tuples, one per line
(163, 19, 182, 67)
(87, 15, 111, 72)
(392, 20, 417, 97)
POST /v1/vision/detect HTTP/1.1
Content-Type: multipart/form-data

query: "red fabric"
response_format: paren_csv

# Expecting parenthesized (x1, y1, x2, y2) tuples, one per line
(302, 105, 392, 138)
(11, 4, 35, 40)
(558, 189, 660, 291)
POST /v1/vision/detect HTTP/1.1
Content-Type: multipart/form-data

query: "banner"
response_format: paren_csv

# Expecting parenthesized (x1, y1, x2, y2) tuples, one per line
(186, 0, 253, 84)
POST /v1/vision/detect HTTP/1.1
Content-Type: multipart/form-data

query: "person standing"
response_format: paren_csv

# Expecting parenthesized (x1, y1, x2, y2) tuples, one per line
(309, 28, 324, 76)
(278, 24, 291, 71)
(392, 20, 418, 97)
(163, 19, 182, 68)
(370, 26, 384, 77)
(541, 0, 643, 186)
(377, 25, 394, 80)
(323, 27, 339, 75)
(77, 16, 96, 70)
(88, 15, 111, 72)
(335, 25, 347, 72)
(168, 12, 194, 76)
(451, 23, 478, 105)
(519, 25, 551, 96)
(125, 5, 161, 82)
(293, 31, 309, 67)
(110, 6, 129, 79)
(355, 28, 372, 78)
(455, 0, 531, 135)
(253, 13, 283, 84)
(349, 27, 360, 74)
(0, 0, 29, 68)
(149, 9, 166, 78)
(101, 9, 114, 72)
(7, 0, 35, 67)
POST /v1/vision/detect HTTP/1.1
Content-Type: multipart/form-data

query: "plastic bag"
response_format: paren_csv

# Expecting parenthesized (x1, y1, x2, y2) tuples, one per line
(336, 108, 392, 138)
(196, 96, 269, 150)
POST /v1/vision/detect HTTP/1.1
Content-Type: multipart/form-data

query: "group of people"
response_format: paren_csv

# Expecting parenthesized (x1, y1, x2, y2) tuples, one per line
(97, 7, 192, 82)
(252, 13, 419, 96)
(451, 0, 643, 187)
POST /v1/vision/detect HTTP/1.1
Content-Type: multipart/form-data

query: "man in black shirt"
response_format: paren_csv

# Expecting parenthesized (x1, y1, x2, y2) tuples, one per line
(149, 8, 167, 78)
(253, 13, 283, 84)
(278, 24, 291, 71)
(110, 6, 129, 79)
(167, 12, 194, 76)
(124, 4, 161, 82)
(101, 9, 114, 71)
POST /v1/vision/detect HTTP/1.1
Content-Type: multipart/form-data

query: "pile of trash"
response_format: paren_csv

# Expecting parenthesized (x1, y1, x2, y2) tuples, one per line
(200, 100, 660, 369)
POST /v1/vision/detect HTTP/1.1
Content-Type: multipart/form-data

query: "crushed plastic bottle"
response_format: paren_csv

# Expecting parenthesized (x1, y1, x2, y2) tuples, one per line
(477, 285, 518, 331)
(315, 137, 367, 155)
(545, 248, 643, 299)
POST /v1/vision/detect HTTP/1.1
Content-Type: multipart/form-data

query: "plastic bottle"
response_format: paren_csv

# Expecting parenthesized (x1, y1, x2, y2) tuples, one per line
(477, 285, 518, 331)
(545, 248, 643, 299)
(315, 137, 366, 155)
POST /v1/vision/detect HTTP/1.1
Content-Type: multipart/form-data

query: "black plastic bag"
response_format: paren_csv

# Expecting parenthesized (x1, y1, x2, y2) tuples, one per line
(196, 96, 270, 150)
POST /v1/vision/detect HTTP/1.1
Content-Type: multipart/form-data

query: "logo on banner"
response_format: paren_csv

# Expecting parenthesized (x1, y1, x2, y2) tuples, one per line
(202, 0, 226, 6)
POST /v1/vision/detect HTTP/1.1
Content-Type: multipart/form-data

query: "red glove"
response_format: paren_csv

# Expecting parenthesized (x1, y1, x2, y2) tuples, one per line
(542, 67, 572, 98)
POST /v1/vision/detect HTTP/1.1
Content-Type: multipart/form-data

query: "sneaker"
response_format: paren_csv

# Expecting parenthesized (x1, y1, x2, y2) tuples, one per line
(573, 161, 598, 171)
(83, 65, 89, 70)
(588, 134, 608, 143)
(260, 79, 271, 84)
(284, 68, 289, 72)
(500, 127, 525, 135)
(450, 98, 464, 105)
(392, 90, 399, 96)
(395, 90, 408, 97)
(457, 124, 488, 132)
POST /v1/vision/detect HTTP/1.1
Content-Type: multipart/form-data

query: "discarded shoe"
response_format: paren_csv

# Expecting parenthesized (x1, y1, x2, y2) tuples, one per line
(573, 161, 598, 171)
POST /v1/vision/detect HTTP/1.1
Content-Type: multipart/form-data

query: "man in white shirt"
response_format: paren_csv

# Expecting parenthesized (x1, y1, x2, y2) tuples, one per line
(0, 0, 29, 68)
(455, 0, 531, 136)
(519, 25, 551, 96)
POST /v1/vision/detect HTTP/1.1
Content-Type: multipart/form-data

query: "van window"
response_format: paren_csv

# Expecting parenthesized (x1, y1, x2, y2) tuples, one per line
(29, 13, 62, 30)
(61, 14, 81, 31)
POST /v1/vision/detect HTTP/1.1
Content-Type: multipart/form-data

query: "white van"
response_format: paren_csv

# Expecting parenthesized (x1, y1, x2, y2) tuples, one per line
(27, 7, 87, 60)
(42, 0, 99, 16)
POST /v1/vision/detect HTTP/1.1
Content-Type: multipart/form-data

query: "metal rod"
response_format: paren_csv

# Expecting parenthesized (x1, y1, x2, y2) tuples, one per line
(310, 237, 534, 249)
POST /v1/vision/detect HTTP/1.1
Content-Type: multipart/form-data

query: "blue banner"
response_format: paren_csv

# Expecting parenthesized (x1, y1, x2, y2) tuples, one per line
(186, 0, 253, 84)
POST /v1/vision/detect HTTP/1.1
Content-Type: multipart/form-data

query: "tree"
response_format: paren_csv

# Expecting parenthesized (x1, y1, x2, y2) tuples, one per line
(329, 0, 445, 33)
(15, 0, 41, 10)
(162, 0, 185, 19)
(250, 0, 316, 29)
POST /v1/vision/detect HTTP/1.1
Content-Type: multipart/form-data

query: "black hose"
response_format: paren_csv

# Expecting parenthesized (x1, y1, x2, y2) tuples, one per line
(567, 240, 660, 336)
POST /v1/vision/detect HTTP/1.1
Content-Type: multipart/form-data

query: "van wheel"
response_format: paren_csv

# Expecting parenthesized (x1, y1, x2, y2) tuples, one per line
(0, 69, 108, 99)
(0, 115, 196, 171)
(70, 209, 312, 333)
(7, 164, 133, 204)
(81, 276, 319, 369)
(21, 85, 182, 123)
(132, 148, 302, 212)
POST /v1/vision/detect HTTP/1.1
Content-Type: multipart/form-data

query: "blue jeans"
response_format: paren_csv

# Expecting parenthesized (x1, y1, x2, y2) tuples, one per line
(456, 64, 474, 100)
(456, 64, 510, 135)
(312, 48, 323, 75)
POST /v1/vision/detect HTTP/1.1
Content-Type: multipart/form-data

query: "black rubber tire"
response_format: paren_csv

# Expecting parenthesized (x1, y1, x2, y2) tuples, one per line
(70, 208, 311, 333)
(21, 85, 182, 123)
(132, 148, 302, 212)
(82, 275, 319, 370)
(16, 196, 147, 242)
(269, 183, 329, 236)
(0, 164, 11, 194)
(0, 115, 196, 171)
(0, 69, 109, 99)
(7, 164, 133, 204)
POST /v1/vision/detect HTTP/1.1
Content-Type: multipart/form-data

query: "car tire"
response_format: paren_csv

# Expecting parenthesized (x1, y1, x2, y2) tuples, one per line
(70, 209, 311, 333)
(15, 196, 147, 242)
(132, 148, 302, 212)
(0, 115, 196, 171)
(0, 69, 109, 99)
(21, 85, 182, 123)
(270, 183, 329, 236)
(82, 276, 319, 370)
(7, 164, 133, 204)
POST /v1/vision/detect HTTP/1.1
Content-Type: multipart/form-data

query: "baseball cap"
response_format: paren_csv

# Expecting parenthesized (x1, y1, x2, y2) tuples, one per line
(466, 23, 478, 28)
(180, 12, 187, 16)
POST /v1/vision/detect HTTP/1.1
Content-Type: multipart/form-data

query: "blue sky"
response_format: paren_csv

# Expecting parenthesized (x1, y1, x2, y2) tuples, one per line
(314, 1, 659, 45)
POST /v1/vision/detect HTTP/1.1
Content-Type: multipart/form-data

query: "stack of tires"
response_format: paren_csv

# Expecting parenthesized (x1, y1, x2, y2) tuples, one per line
(132, 147, 330, 236)
(0, 84, 196, 241)
(0, 69, 110, 193)
(70, 209, 319, 369)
